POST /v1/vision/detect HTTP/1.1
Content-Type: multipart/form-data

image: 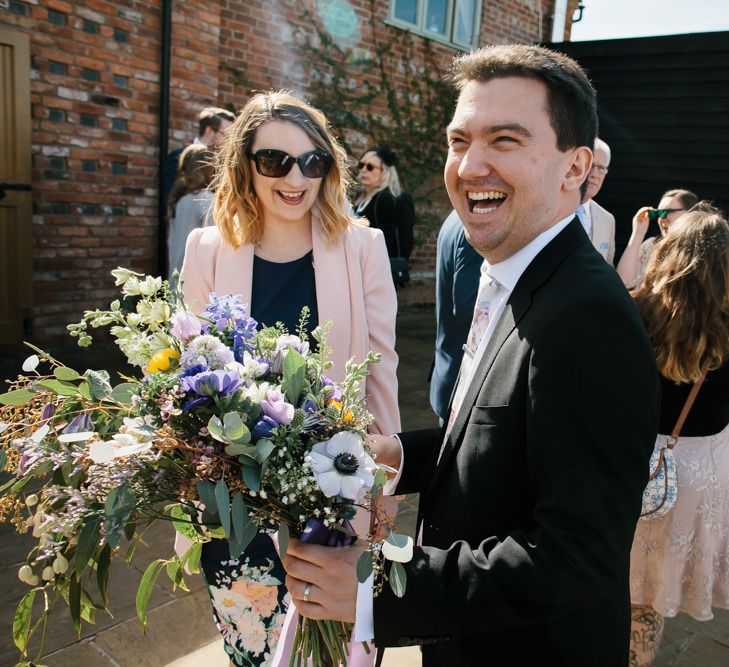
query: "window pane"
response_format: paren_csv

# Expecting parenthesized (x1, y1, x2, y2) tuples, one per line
(394, 0, 418, 24)
(425, 0, 447, 35)
(453, 0, 476, 46)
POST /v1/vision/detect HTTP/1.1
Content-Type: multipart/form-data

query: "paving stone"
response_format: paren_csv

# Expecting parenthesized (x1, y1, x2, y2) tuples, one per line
(671, 634, 729, 666)
(92, 588, 220, 667)
(41, 639, 117, 667)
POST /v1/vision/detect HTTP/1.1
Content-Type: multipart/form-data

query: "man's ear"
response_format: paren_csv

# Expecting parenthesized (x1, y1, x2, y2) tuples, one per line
(564, 146, 592, 193)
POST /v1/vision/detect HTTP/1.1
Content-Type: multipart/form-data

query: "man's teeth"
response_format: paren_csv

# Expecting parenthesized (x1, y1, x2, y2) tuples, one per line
(280, 191, 304, 200)
(467, 191, 506, 201)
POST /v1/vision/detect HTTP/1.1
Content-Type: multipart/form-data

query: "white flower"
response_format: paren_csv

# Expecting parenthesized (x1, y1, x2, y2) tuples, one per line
(111, 267, 140, 286)
(306, 431, 375, 502)
(242, 381, 271, 404)
(88, 433, 153, 464)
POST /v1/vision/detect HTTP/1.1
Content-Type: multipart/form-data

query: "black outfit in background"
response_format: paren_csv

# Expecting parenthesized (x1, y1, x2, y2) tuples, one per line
(373, 220, 659, 666)
(658, 359, 729, 437)
(357, 187, 414, 260)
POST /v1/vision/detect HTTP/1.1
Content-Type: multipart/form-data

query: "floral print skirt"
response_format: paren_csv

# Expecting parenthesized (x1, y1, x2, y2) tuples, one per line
(630, 422, 729, 620)
(202, 534, 288, 667)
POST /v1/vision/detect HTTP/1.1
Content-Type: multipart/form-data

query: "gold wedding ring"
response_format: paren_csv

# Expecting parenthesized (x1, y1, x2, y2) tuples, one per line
(303, 582, 313, 602)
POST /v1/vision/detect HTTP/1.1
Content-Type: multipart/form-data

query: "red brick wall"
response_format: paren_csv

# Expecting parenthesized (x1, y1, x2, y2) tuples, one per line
(1, 0, 567, 343)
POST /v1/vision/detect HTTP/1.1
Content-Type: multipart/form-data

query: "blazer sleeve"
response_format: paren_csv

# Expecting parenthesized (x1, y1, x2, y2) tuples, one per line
(360, 229, 401, 435)
(179, 227, 214, 315)
(374, 290, 659, 643)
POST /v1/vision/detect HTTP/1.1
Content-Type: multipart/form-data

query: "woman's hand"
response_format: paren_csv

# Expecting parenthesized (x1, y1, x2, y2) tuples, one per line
(631, 206, 652, 242)
(366, 434, 402, 471)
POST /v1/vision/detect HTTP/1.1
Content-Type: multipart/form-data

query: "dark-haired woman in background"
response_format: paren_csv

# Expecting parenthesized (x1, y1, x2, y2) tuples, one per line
(629, 204, 729, 666)
(353, 146, 414, 283)
(616, 188, 698, 289)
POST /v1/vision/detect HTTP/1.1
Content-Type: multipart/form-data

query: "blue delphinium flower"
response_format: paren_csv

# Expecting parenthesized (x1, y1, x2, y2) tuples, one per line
(201, 293, 257, 334)
(181, 369, 243, 398)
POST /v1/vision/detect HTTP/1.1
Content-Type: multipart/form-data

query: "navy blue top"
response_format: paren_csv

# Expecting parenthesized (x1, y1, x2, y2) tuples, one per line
(250, 250, 318, 336)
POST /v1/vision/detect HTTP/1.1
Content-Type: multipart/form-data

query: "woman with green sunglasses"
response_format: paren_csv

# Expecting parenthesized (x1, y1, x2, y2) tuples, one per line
(617, 188, 698, 288)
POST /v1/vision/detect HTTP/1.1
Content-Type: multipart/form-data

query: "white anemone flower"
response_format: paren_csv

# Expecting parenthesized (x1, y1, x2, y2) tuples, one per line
(88, 433, 153, 464)
(306, 431, 375, 502)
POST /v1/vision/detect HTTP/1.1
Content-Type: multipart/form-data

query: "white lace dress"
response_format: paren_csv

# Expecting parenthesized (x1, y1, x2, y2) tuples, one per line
(630, 421, 729, 620)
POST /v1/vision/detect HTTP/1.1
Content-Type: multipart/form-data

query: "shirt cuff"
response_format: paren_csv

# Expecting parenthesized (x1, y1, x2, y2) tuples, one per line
(354, 571, 375, 642)
(382, 433, 404, 496)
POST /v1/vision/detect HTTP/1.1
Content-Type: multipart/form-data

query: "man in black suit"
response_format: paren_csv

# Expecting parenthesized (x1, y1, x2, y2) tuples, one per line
(282, 45, 658, 665)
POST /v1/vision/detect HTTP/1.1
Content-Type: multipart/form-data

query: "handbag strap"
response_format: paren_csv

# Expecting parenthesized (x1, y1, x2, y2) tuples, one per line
(668, 364, 709, 447)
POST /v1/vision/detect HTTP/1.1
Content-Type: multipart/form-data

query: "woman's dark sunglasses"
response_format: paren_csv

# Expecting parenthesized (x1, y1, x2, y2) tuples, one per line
(248, 148, 332, 179)
(358, 161, 380, 172)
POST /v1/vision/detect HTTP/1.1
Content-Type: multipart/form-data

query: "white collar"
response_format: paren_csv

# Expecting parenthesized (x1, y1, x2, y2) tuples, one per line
(484, 214, 575, 293)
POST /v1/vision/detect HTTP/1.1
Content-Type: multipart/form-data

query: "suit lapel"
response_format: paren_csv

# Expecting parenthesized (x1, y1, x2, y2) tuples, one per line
(424, 219, 586, 499)
(311, 211, 352, 381)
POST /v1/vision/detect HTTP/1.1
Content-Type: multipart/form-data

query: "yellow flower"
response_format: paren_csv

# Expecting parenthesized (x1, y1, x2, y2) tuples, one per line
(342, 411, 354, 423)
(327, 399, 343, 411)
(146, 348, 180, 374)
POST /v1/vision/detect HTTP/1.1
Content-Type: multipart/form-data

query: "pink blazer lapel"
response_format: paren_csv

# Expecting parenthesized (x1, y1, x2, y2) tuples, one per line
(216, 242, 255, 311)
(311, 212, 352, 382)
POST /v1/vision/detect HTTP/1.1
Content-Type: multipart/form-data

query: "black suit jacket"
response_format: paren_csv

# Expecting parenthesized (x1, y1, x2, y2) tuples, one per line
(358, 188, 414, 260)
(374, 220, 659, 665)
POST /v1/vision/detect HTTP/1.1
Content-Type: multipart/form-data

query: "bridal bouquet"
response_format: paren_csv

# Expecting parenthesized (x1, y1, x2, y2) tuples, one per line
(0, 269, 411, 667)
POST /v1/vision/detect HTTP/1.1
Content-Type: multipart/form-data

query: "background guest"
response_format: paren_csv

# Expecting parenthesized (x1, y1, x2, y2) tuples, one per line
(576, 137, 616, 263)
(162, 106, 235, 209)
(616, 188, 698, 288)
(166, 144, 215, 280)
(353, 146, 414, 283)
(629, 204, 729, 666)
(429, 209, 481, 424)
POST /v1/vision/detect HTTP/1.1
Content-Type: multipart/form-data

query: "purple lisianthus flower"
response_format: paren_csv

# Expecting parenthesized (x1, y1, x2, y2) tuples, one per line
(306, 431, 376, 502)
(260, 390, 294, 426)
(171, 310, 202, 341)
(252, 416, 277, 442)
(181, 369, 243, 397)
(63, 413, 94, 434)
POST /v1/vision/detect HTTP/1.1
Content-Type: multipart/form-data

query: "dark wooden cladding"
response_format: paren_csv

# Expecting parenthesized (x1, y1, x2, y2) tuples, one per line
(549, 32, 729, 261)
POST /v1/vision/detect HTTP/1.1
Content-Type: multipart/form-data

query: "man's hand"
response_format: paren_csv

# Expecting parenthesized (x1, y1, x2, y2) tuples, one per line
(282, 538, 364, 622)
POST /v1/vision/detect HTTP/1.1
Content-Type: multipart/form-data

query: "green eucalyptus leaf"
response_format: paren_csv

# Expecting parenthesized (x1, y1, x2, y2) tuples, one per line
(224, 443, 257, 458)
(356, 551, 374, 583)
(36, 379, 80, 397)
(136, 559, 164, 627)
(278, 522, 290, 560)
(109, 382, 137, 405)
(77, 382, 92, 400)
(223, 412, 249, 442)
(385, 532, 409, 548)
(207, 415, 223, 438)
(228, 520, 257, 559)
(215, 480, 231, 538)
(75, 517, 100, 577)
(371, 468, 387, 496)
(241, 463, 261, 492)
(0, 450, 6, 472)
(389, 561, 407, 598)
(85, 370, 112, 400)
(256, 439, 276, 464)
(54, 367, 80, 381)
(231, 492, 248, 540)
(12, 589, 36, 652)
(282, 348, 307, 404)
(0, 388, 36, 406)
(97, 544, 111, 607)
(196, 480, 217, 514)
(69, 574, 82, 635)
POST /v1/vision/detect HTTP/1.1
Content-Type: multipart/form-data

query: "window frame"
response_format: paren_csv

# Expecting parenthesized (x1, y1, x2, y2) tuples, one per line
(386, 0, 483, 51)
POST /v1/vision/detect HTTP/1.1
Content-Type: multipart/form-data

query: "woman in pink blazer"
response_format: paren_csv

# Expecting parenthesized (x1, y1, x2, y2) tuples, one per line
(178, 91, 399, 667)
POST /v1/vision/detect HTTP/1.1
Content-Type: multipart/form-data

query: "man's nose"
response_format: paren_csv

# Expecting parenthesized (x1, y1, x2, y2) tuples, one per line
(458, 146, 492, 180)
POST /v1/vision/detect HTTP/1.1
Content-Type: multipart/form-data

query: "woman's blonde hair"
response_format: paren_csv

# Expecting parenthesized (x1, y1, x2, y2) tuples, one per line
(633, 203, 729, 383)
(168, 144, 215, 219)
(212, 90, 358, 248)
(354, 147, 402, 206)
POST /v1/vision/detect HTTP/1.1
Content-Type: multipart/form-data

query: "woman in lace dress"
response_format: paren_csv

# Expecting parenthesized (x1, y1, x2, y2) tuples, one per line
(629, 204, 729, 666)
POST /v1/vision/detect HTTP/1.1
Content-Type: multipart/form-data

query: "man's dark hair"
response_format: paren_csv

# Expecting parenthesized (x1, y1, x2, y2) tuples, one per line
(449, 45, 597, 152)
(198, 107, 236, 136)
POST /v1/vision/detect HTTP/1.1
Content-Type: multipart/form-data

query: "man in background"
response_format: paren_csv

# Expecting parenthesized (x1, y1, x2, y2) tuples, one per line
(577, 137, 616, 264)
